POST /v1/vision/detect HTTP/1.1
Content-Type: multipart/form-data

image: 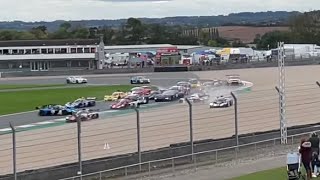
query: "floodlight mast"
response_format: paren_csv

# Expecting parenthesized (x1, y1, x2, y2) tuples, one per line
(278, 42, 287, 144)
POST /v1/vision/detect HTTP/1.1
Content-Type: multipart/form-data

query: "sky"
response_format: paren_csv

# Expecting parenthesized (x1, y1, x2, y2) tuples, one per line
(0, 0, 319, 22)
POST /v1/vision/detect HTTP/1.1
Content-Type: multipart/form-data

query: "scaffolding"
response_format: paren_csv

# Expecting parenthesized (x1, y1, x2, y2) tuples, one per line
(278, 42, 287, 144)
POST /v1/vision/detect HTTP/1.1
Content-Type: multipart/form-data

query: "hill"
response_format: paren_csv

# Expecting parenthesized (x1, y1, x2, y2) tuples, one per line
(0, 11, 300, 31)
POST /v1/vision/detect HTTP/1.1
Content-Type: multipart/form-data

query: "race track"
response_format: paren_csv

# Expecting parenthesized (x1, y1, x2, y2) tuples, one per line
(0, 72, 199, 128)
(1, 65, 320, 176)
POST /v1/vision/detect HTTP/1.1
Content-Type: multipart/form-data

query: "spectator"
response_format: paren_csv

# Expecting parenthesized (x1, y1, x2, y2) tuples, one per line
(300, 138, 312, 180)
(309, 132, 320, 155)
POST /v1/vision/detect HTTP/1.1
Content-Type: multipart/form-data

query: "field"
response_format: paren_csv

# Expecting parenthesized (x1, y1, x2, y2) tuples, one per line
(0, 85, 133, 115)
(216, 26, 289, 43)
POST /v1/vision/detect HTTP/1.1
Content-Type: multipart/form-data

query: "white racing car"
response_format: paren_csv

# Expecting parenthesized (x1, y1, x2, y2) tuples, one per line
(179, 93, 209, 103)
(226, 75, 242, 85)
(209, 96, 234, 108)
(65, 109, 99, 123)
(66, 76, 88, 84)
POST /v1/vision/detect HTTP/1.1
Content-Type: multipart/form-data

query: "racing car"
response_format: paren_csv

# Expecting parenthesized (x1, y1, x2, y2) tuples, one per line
(179, 93, 209, 103)
(176, 81, 192, 89)
(188, 78, 201, 88)
(36, 104, 76, 116)
(130, 87, 151, 96)
(66, 76, 88, 84)
(65, 97, 96, 108)
(65, 109, 99, 123)
(148, 90, 162, 100)
(125, 94, 149, 104)
(104, 91, 128, 101)
(154, 90, 184, 102)
(226, 75, 242, 85)
(110, 98, 139, 109)
(209, 96, 234, 108)
(169, 85, 189, 95)
(130, 76, 150, 84)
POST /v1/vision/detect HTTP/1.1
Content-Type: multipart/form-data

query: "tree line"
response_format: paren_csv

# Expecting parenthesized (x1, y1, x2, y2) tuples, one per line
(0, 11, 318, 49)
(254, 11, 320, 49)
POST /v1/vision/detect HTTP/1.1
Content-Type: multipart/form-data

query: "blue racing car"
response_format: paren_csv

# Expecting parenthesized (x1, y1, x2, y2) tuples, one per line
(36, 104, 77, 116)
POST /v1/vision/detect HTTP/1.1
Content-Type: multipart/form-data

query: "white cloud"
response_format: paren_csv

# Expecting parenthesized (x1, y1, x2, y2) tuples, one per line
(0, 0, 319, 21)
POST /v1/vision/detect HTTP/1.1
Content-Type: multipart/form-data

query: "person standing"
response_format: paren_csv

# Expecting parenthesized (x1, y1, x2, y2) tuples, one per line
(309, 132, 320, 155)
(300, 138, 313, 180)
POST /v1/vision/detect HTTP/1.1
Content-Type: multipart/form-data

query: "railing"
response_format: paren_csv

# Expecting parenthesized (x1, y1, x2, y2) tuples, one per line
(59, 130, 310, 180)
(2, 82, 320, 180)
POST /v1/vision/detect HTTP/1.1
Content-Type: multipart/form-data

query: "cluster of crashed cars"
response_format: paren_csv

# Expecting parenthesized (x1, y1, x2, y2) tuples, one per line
(35, 97, 99, 123)
(105, 76, 236, 110)
(35, 75, 240, 123)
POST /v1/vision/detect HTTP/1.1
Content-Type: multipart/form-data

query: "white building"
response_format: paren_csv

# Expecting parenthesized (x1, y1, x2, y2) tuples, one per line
(0, 39, 102, 71)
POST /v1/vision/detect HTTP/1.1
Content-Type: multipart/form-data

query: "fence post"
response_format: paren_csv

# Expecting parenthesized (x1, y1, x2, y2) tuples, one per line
(230, 92, 239, 148)
(9, 123, 17, 180)
(185, 98, 194, 161)
(134, 107, 142, 171)
(76, 116, 82, 179)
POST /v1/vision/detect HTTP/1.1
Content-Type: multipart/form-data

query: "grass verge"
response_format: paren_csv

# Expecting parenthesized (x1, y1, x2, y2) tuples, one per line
(0, 85, 134, 115)
(0, 84, 67, 90)
(230, 167, 320, 180)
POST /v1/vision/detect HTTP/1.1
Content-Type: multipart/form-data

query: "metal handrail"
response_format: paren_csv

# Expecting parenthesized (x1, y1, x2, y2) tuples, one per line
(59, 129, 317, 180)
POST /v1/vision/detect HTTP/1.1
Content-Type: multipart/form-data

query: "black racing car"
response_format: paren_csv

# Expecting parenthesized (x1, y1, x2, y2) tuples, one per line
(154, 90, 184, 102)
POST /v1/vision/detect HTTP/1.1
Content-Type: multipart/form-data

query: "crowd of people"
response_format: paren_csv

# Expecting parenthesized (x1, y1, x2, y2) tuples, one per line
(299, 132, 320, 179)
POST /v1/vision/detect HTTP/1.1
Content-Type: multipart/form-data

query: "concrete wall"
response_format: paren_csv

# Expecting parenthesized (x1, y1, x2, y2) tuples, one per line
(0, 67, 154, 78)
(2, 59, 320, 78)
(1, 123, 319, 180)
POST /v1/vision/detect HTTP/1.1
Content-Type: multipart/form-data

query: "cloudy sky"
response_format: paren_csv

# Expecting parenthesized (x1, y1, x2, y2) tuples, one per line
(1, 0, 319, 22)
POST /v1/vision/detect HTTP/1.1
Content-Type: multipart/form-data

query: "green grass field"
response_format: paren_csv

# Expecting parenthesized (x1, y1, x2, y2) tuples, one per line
(0, 84, 67, 90)
(230, 167, 320, 180)
(0, 85, 134, 115)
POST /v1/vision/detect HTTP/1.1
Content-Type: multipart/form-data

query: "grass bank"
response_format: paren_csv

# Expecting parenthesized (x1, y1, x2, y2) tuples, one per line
(230, 167, 320, 180)
(0, 85, 134, 115)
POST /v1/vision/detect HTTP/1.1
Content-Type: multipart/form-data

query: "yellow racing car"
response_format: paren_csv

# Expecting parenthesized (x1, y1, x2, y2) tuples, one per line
(188, 78, 201, 88)
(104, 92, 128, 101)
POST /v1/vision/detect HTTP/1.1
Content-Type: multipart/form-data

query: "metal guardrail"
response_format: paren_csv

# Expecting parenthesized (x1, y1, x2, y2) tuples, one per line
(59, 129, 313, 180)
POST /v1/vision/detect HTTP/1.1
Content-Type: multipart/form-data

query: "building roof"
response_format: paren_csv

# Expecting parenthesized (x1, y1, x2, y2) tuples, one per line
(104, 44, 175, 50)
(0, 39, 100, 47)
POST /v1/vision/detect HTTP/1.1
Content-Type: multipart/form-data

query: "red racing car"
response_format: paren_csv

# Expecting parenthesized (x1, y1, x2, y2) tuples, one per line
(110, 99, 139, 109)
(130, 87, 151, 96)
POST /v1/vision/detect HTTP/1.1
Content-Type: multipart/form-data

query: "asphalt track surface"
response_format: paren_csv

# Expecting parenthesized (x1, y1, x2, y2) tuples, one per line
(1, 65, 320, 175)
(0, 72, 199, 128)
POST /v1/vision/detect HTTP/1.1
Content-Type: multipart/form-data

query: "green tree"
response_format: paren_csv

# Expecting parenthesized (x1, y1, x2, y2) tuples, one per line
(125, 18, 145, 44)
(72, 28, 89, 39)
(30, 26, 48, 39)
(207, 40, 218, 47)
(257, 31, 293, 49)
